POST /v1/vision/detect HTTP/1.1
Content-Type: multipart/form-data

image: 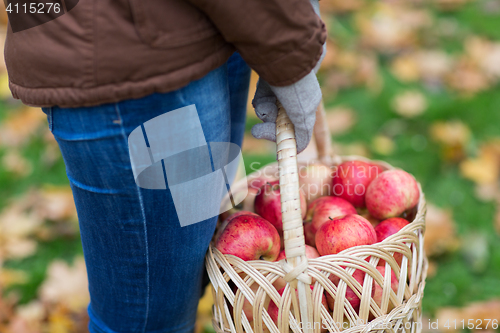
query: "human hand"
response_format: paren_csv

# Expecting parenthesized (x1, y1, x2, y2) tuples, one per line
(251, 71, 322, 154)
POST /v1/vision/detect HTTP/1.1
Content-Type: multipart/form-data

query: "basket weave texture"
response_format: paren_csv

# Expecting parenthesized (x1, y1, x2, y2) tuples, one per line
(206, 103, 428, 333)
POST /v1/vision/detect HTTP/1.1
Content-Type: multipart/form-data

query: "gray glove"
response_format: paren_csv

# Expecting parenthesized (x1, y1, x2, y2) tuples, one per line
(251, 71, 322, 154)
(251, 0, 325, 154)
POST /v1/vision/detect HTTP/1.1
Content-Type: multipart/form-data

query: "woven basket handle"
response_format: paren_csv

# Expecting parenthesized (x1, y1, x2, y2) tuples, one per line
(277, 101, 333, 332)
(313, 101, 334, 163)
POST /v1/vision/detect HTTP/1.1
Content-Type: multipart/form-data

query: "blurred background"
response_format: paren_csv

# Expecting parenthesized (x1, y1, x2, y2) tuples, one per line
(1, 0, 500, 332)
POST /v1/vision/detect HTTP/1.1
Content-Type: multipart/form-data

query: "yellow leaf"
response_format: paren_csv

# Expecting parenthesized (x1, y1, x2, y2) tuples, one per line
(371, 135, 395, 155)
(430, 121, 471, 147)
(0, 269, 29, 287)
(0, 72, 11, 99)
(47, 307, 74, 333)
(391, 55, 420, 82)
(459, 141, 500, 185)
(460, 154, 498, 185)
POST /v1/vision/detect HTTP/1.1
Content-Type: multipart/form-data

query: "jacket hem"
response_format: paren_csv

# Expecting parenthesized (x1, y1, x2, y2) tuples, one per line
(9, 45, 235, 108)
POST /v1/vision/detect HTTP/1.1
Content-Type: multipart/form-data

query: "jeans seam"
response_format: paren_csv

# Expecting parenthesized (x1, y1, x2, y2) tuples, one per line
(47, 107, 54, 132)
(114, 103, 151, 333)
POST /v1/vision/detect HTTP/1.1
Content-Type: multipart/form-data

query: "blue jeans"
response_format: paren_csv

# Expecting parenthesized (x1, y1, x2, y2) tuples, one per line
(42, 53, 251, 333)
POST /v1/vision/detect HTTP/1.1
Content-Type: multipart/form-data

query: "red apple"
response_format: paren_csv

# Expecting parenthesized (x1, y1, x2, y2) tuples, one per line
(366, 170, 420, 220)
(315, 214, 377, 256)
(375, 217, 410, 242)
(359, 210, 381, 228)
(326, 269, 374, 312)
(298, 162, 332, 204)
(332, 161, 385, 208)
(375, 217, 410, 266)
(275, 245, 320, 261)
(303, 221, 316, 247)
(268, 285, 327, 329)
(254, 180, 307, 234)
(373, 266, 399, 311)
(216, 214, 280, 261)
(234, 279, 270, 323)
(215, 211, 259, 241)
(240, 176, 277, 212)
(273, 245, 320, 291)
(306, 196, 357, 247)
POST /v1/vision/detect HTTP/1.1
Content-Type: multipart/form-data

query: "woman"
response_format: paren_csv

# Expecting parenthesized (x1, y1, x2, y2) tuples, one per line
(4, 0, 326, 332)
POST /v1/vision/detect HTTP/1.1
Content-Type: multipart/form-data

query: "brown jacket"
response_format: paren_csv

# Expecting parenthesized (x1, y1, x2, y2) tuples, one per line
(5, 0, 326, 108)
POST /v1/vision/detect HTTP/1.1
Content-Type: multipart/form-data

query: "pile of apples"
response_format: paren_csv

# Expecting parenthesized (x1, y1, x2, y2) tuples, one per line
(215, 160, 420, 325)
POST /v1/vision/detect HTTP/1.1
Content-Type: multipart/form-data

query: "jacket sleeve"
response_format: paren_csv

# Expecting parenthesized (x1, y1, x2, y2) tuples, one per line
(185, 0, 327, 86)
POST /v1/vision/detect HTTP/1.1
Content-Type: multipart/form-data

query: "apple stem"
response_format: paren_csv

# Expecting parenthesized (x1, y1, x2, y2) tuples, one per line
(329, 216, 333, 220)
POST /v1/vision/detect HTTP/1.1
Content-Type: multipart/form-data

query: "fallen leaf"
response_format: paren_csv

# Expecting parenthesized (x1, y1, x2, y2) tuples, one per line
(0, 202, 42, 261)
(391, 90, 427, 118)
(2, 151, 33, 177)
(355, 3, 431, 52)
(46, 306, 74, 333)
(474, 182, 498, 202)
(447, 58, 490, 95)
(0, 269, 29, 287)
(34, 187, 77, 222)
(9, 301, 45, 333)
(0, 106, 47, 148)
(39, 257, 89, 312)
(0, 72, 11, 99)
(371, 135, 395, 155)
(391, 50, 454, 85)
(16, 301, 45, 323)
(196, 286, 214, 333)
(391, 54, 420, 82)
(460, 155, 498, 185)
(430, 120, 471, 162)
(424, 204, 460, 256)
(416, 50, 454, 82)
(460, 142, 500, 185)
(325, 106, 357, 135)
(435, 300, 500, 331)
(430, 120, 471, 146)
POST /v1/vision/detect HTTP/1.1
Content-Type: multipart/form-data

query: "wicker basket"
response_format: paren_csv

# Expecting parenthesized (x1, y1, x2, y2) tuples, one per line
(205, 103, 428, 333)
